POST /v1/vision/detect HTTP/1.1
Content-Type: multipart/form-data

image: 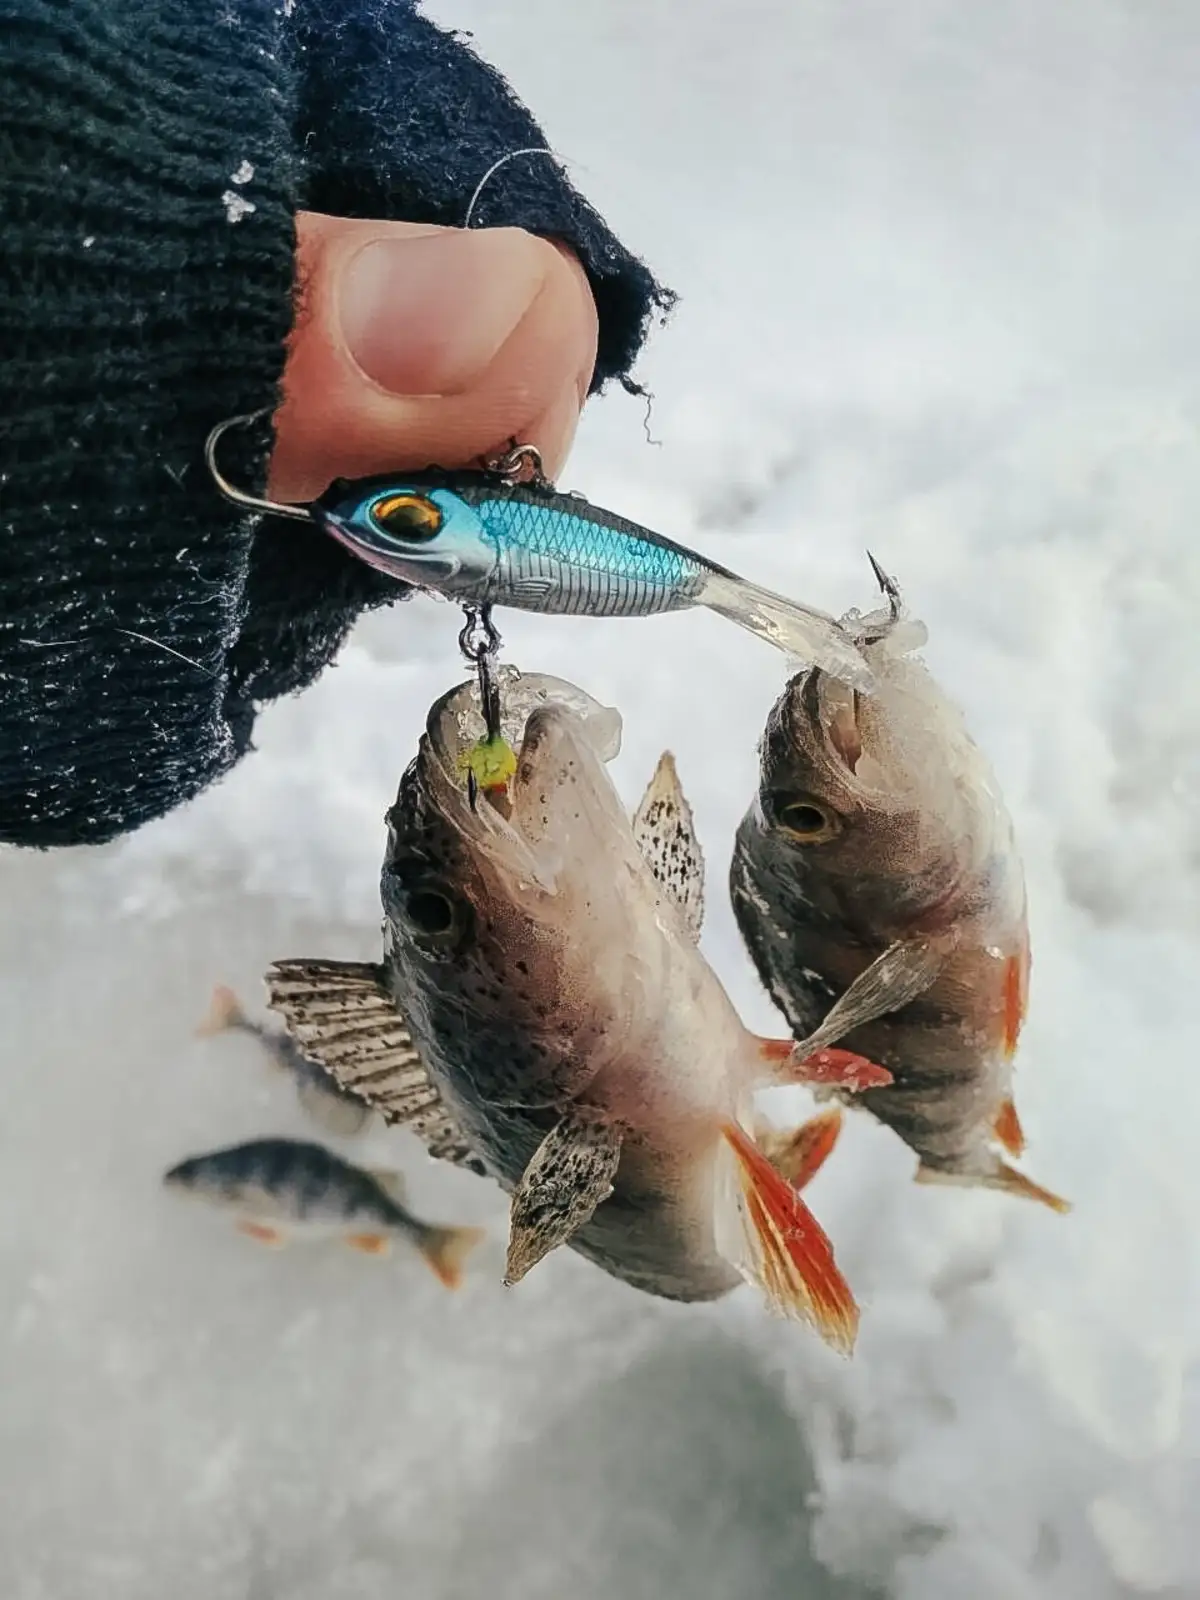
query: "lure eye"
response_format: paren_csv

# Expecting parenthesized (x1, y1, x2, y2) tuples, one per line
(369, 492, 443, 541)
(776, 797, 839, 843)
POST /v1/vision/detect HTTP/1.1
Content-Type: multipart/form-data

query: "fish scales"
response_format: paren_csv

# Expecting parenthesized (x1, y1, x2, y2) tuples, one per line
(464, 489, 702, 617)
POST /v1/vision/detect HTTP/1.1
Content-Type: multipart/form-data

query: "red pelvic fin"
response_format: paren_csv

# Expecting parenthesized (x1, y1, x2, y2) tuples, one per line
(767, 1108, 845, 1191)
(720, 1122, 859, 1356)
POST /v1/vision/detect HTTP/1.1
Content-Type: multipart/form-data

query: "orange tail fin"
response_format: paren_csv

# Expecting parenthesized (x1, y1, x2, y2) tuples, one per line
(757, 1038, 892, 1092)
(993, 1098, 1025, 1157)
(720, 1122, 859, 1355)
(196, 984, 246, 1039)
(420, 1225, 487, 1291)
(992, 1161, 1071, 1215)
(763, 1108, 845, 1191)
(916, 1159, 1070, 1215)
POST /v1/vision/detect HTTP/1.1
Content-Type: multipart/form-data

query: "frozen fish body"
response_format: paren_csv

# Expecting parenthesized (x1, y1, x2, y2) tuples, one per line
(265, 671, 890, 1354)
(163, 1137, 484, 1288)
(730, 564, 1069, 1212)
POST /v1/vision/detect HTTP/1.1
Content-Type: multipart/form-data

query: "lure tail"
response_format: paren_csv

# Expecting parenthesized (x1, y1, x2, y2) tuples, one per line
(700, 571, 874, 691)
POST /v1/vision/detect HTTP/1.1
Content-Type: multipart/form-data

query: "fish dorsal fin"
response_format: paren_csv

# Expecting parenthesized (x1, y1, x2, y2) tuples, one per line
(504, 1109, 623, 1285)
(264, 959, 485, 1176)
(631, 751, 705, 943)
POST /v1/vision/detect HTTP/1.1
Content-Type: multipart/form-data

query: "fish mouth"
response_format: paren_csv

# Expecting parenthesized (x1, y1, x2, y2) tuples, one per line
(792, 669, 868, 779)
(782, 664, 899, 802)
(424, 668, 626, 889)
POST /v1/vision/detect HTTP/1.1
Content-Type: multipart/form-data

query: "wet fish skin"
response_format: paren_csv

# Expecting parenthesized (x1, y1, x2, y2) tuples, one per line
(355, 672, 859, 1345)
(374, 679, 744, 1303)
(265, 671, 870, 1351)
(163, 1138, 484, 1286)
(730, 598, 1068, 1210)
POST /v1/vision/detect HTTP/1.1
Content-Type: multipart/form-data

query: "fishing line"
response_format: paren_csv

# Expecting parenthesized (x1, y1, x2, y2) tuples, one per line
(462, 147, 568, 229)
(114, 629, 219, 677)
(20, 627, 218, 677)
(461, 148, 664, 447)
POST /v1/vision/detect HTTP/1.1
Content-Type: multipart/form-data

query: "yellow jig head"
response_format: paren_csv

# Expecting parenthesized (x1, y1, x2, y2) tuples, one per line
(458, 732, 517, 797)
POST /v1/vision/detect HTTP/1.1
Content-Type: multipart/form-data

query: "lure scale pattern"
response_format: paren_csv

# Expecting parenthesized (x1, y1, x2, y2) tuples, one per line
(476, 497, 706, 617)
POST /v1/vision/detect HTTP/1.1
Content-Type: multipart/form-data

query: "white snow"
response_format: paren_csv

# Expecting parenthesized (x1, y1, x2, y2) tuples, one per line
(221, 189, 257, 224)
(5, 2, 1200, 1596)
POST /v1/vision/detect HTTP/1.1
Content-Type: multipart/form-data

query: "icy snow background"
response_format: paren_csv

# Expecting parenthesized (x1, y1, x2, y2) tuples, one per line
(5, 1, 1200, 1595)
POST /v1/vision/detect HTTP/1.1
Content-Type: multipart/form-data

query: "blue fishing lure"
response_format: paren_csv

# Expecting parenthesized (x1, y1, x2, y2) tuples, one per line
(205, 416, 873, 689)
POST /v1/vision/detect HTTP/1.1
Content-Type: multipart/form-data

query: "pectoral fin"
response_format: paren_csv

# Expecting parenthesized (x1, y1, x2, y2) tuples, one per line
(237, 1221, 287, 1247)
(505, 1110, 623, 1286)
(790, 938, 945, 1059)
(631, 752, 705, 942)
(265, 959, 484, 1175)
(345, 1232, 391, 1256)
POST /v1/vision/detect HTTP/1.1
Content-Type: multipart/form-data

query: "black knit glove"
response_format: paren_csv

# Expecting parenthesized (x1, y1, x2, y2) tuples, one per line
(0, 0, 671, 846)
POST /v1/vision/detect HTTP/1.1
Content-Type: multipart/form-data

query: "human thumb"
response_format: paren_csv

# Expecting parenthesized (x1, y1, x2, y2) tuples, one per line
(268, 213, 599, 503)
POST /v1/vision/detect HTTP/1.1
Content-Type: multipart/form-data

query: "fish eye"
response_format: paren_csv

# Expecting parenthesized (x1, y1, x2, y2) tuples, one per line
(405, 889, 456, 936)
(383, 861, 472, 951)
(776, 797, 839, 843)
(369, 492, 443, 541)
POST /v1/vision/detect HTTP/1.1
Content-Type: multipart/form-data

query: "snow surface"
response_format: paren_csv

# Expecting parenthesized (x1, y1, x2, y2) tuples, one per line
(5, 1, 1200, 1595)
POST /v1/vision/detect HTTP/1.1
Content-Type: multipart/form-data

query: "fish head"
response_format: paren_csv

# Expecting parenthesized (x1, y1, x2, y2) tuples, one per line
(162, 1153, 249, 1206)
(315, 479, 494, 590)
(381, 670, 644, 1108)
(162, 1154, 204, 1193)
(752, 624, 1011, 932)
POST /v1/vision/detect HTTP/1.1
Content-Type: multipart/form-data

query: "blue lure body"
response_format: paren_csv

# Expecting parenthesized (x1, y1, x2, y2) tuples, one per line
(314, 471, 711, 618)
(310, 470, 874, 689)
